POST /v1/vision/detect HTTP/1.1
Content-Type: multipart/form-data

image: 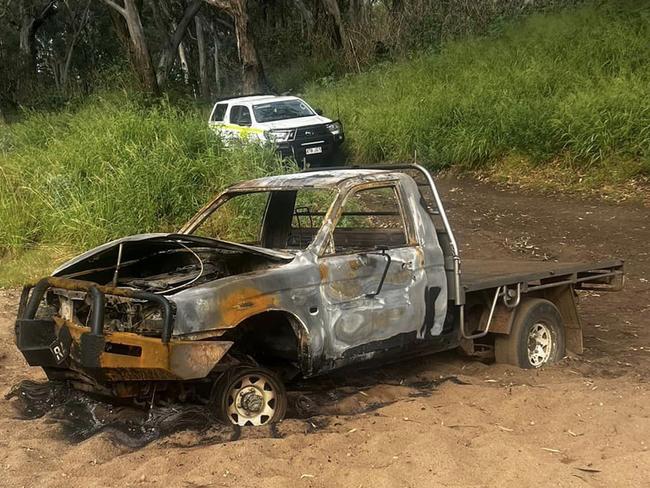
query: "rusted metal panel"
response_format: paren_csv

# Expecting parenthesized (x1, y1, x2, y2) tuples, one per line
(485, 305, 515, 335)
(170, 172, 449, 374)
(55, 319, 232, 381)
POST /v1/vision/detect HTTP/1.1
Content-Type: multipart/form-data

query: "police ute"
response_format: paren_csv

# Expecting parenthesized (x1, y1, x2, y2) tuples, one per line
(208, 95, 344, 167)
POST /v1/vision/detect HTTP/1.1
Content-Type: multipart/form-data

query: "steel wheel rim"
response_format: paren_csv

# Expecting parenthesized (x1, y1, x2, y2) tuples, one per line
(527, 322, 553, 367)
(226, 373, 277, 426)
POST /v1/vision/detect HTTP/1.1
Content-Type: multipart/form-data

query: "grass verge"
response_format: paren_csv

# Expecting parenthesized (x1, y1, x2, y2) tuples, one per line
(0, 93, 290, 286)
(306, 1, 650, 183)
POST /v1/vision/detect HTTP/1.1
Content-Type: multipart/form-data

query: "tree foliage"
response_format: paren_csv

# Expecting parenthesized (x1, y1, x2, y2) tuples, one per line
(0, 0, 581, 119)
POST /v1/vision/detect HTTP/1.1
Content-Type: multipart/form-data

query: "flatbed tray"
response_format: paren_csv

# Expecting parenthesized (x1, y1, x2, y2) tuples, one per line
(461, 259, 624, 293)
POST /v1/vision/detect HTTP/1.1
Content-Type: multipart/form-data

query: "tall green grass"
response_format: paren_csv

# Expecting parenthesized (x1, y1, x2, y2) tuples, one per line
(0, 93, 286, 261)
(306, 1, 650, 176)
(1, 1, 648, 286)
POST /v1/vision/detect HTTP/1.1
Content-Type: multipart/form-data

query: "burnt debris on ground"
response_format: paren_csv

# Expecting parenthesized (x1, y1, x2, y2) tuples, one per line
(5, 380, 237, 448)
(5, 369, 469, 447)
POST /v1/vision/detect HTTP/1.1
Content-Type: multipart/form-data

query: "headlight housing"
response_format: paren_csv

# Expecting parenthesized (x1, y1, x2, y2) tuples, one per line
(265, 129, 296, 142)
(326, 121, 343, 135)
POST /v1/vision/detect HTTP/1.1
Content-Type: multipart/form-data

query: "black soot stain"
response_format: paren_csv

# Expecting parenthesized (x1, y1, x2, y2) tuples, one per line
(5, 373, 467, 447)
(5, 380, 238, 448)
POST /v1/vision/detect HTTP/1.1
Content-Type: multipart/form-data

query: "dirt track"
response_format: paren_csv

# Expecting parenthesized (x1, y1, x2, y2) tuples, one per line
(1, 176, 648, 487)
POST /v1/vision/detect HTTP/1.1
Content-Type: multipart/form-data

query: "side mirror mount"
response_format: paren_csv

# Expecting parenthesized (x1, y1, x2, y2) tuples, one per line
(314, 108, 324, 116)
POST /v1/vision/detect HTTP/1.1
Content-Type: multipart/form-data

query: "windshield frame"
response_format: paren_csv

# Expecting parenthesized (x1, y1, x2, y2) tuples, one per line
(252, 99, 316, 123)
(179, 187, 340, 253)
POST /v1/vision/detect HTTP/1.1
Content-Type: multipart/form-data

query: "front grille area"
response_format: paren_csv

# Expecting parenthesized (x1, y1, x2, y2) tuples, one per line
(295, 124, 329, 139)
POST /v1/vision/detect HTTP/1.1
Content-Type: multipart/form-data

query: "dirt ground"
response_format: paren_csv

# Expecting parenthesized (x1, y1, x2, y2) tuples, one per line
(0, 176, 648, 488)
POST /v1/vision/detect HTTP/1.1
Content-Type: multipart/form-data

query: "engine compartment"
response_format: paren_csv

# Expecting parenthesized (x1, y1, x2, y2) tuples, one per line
(45, 235, 289, 336)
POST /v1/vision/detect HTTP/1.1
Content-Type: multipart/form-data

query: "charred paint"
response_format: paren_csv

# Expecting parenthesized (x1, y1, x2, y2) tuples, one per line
(218, 286, 279, 327)
(17, 168, 452, 393)
(54, 319, 231, 382)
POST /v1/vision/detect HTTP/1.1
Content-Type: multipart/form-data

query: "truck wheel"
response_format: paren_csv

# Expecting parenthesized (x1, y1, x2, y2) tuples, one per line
(212, 366, 287, 426)
(494, 298, 566, 369)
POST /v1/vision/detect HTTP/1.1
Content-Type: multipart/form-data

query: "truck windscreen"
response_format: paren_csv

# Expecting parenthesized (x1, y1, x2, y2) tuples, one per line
(191, 188, 336, 250)
(253, 100, 314, 122)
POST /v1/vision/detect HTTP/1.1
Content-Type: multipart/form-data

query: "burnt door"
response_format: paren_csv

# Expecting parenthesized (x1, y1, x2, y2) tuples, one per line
(319, 252, 390, 359)
(318, 184, 427, 361)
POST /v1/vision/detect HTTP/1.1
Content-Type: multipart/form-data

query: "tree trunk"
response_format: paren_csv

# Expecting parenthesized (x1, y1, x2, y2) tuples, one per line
(124, 1, 159, 94)
(107, 6, 139, 72)
(203, 0, 266, 94)
(19, 15, 36, 72)
(178, 40, 190, 85)
(233, 1, 264, 93)
(19, 1, 58, 77)
(293, 0, 313, 32)
(195, 15, 210, 99)
(321, 0, 347, 49)
(61, 41, 77, 89)
(348, 0, 361, 25)
(62, 2, 91, 90)
(213, 36, 221, 94)
(156, 0, 203, 87)
(102, 0, 159, 95)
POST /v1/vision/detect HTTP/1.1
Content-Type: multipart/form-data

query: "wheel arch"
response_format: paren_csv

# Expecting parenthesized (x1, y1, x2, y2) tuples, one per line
(225, 308, 313, 376)
(486, 284, 582, 354)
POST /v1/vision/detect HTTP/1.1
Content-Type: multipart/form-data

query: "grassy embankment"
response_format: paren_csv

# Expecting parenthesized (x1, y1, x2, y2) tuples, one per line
(0, 95, 287, 286)
(1, 1, 649, 286)
(306, 1, 650, 193)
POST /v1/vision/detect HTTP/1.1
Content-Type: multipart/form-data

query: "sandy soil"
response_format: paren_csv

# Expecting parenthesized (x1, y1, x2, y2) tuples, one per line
(1, 176, 648, 487)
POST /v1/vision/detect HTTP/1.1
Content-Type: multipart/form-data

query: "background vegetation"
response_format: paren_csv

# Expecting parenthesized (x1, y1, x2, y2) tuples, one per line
(307, 2, 650, 180)
(0, 93, 288, 283)
(0, 1, 648, 285)
(1, 0, 581, 118)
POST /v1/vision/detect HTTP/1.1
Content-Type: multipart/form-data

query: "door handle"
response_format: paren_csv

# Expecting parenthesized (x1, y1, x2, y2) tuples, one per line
(365, 247, 391, 298)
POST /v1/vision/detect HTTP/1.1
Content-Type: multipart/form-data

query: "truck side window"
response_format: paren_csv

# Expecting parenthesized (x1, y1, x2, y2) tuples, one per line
(329, 186, 407, 253)
(228, 105, 240, 124)
(211, 103, 227, 122)
(230, 105, 252, 126)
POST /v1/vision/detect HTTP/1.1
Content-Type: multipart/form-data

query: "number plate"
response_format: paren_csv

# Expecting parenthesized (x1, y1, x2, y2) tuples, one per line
(49, 339, 69, 364)
(306, 146, 322, 155)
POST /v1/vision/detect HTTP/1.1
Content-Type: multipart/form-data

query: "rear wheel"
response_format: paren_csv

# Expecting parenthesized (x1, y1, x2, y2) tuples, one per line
(212, 366, 287, 426)
(494, 298, 566, 368)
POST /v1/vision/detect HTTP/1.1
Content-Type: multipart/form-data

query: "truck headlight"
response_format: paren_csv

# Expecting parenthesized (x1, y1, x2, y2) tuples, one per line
(326, 121, 342, 135)
(265, 129, 295, 142)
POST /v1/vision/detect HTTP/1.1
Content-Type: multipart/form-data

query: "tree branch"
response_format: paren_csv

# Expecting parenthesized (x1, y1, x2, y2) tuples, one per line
(100, 0, 126, 17)
(156, 0, 203, 86)
(203, 0, 234, 16)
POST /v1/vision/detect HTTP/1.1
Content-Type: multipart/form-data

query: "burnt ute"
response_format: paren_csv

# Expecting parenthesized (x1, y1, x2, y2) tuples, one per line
(15, 165, 624, 426)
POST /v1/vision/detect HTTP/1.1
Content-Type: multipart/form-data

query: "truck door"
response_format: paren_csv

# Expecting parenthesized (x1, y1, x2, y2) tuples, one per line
(208, 102, 228, 135)
(223, 105, 254, 142)
(318, 184, 428, 360)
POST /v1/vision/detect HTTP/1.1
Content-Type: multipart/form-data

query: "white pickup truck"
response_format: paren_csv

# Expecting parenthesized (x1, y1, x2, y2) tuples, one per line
(208, 95, 345, 167)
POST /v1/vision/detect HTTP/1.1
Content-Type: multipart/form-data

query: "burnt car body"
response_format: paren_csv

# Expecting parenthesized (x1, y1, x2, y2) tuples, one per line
(15, 165, 624, 425)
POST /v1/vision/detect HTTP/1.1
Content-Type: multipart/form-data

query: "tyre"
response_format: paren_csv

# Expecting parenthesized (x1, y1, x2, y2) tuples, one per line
(211, 366, 287, 426)
(494, 298, 566, 369)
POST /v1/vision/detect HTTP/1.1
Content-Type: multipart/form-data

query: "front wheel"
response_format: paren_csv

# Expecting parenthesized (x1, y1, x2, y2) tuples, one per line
(494, 298, 566, 368)
(211, 366, 287, 426)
